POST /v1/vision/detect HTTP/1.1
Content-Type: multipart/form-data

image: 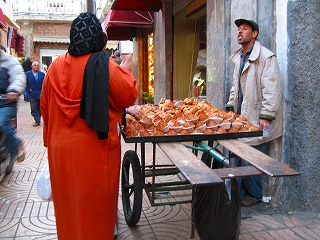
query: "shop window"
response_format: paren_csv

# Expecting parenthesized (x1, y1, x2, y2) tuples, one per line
(148, 33, 154, 95)
(192, 17, 206, 100)
(143, 33, 155, 104)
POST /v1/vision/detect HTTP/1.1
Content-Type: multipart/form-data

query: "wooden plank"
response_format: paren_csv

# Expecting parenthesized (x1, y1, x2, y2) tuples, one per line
(217, 139, 300, 177)
(144, 168, 179, 177)
(212, 166, 263, 180)
(158, 142, 223, 185)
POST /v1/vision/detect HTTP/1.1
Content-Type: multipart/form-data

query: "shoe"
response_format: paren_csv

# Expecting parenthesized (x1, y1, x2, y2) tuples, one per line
(33, 122, 40, 127)
(16, 141, 25, 163)
(0, 156, 10, 181)
(240, 197, 261, 207)
(6, 155, 15, 174)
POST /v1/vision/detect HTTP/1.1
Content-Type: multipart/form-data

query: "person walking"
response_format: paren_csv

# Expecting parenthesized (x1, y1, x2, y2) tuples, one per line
(21, 57, 32, 101)
(226, 19, 283, 207)
(113, 50, 122, 65)
(40, 12, 138, 240)
(0, 44, 26, 175)
(21, 57, 32, 72)
(25, 61, 45, 126)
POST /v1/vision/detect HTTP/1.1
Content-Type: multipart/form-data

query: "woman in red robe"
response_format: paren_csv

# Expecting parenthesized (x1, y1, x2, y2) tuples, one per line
(40, 13, 138, 239)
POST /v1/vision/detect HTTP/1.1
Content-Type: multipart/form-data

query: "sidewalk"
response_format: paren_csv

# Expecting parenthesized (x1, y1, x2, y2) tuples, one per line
(0, 98, 319, 239)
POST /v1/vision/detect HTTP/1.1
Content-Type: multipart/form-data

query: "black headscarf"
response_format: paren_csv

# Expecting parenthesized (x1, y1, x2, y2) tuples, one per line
(68, 12, 107, 56)
(69, 12, 110, 140)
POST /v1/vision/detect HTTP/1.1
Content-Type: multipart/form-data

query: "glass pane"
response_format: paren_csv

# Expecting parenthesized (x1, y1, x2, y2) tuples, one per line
(41, 56, 52, 73)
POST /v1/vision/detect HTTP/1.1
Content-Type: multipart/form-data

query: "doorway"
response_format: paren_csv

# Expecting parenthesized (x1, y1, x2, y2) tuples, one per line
(40, 48, 67, 72)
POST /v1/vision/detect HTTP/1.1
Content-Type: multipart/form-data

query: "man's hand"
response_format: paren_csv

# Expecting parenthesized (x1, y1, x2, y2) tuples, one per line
(6, 92, 19, 102)
(258, 118, 271, 130)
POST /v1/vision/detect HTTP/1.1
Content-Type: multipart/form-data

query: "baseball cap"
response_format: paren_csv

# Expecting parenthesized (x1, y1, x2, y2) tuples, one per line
(235, 19, 259, 33)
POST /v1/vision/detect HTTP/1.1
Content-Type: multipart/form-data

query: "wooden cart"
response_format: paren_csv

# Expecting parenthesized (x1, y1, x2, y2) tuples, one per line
(121, 131, 299, 238)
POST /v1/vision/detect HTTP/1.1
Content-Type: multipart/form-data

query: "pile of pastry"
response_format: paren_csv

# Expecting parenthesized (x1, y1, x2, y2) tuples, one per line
(125, 97, 260, 137)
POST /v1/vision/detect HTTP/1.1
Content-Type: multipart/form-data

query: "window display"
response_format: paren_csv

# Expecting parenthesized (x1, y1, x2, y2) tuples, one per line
(192, 18, 206, 100)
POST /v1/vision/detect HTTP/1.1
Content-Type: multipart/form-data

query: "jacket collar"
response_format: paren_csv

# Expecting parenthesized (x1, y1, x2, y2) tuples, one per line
(230, 41, 261, 63)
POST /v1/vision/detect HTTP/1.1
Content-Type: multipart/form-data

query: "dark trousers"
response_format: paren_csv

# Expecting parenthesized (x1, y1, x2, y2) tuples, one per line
(0, 106, 20, 156)
(29, 96, 41, 123)
(236, 142, 269, 200)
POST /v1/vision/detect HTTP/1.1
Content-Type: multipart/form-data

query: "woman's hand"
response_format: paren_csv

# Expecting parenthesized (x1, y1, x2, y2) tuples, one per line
(120, 54, 133, 73)
(127, 105, 145, 119)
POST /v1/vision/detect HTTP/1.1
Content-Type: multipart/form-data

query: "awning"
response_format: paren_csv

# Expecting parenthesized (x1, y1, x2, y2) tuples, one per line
(33, 36, 70, 43)
(0, 8, 6, 28)
(15, 34, 24, 54)
(103, 10, 154, 40)
(111, 0, 162, 12)
(7, 27, 25, 54)
(106, 40, 119, 50)
(7, 27, 17, 48)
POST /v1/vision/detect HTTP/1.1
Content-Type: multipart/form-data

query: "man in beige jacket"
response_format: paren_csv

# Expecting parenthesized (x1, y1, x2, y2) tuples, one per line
(226, 19, 283, 207)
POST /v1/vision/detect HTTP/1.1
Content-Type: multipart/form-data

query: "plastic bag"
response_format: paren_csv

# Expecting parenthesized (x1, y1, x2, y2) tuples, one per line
(262, 123, 272, 138)
(37, 163, 52, 201)
(196, 49, 207, 69)
(193, 181, 241, 240)
(252, 121, 273, 140)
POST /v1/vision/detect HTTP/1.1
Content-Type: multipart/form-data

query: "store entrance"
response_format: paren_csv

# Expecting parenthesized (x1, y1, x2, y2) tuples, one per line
(40, 48, 67, 72)
(173, 7, 206, 101)
(193, 16, 206, 100)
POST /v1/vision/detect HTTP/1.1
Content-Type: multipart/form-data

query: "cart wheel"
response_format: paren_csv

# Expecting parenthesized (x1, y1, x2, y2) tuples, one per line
(121, 150, 143, 226)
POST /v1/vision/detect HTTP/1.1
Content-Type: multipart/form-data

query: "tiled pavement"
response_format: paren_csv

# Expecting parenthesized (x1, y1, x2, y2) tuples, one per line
(1, 98, 320, 239)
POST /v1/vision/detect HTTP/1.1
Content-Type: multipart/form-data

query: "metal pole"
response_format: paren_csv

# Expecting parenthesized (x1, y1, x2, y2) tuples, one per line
(195, 141, 229, 165)
(87, 0, 94, 13)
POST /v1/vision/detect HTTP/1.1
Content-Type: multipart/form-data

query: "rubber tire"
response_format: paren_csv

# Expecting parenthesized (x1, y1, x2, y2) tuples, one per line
(121, 150, 143, 226)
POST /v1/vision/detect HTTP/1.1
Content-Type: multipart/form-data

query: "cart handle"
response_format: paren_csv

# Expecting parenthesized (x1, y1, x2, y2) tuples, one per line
(182, 141, 229, 167)
(182, 142, 206, 152)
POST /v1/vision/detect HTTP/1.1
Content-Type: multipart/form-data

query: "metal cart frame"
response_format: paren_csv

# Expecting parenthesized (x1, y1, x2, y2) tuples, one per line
(120, 131, 263, 227)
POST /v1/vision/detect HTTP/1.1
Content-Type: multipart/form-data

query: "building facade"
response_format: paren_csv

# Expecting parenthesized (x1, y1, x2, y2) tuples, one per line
(152, 0, 319, 212)
(0, 0, 23, 57)
(11, 0, 87, 70)
(11, 0, 114, 70)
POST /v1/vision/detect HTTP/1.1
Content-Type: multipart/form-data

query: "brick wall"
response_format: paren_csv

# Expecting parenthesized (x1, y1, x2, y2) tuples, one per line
(29, 22, 71, 62)
(32, 22, 70, 36)
(32, 42, 69, 63)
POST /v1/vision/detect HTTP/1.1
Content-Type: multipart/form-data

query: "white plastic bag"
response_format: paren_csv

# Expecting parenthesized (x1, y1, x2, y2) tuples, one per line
(196, 49, 207, 69)
(252, 121, 272, 140)
(262, 123, 272, 138)
(37, 163, 52, 201)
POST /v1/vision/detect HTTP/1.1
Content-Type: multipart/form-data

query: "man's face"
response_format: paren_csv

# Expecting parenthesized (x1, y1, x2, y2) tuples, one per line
(32, 62, 40, 72)
(237, 23, 257, 45)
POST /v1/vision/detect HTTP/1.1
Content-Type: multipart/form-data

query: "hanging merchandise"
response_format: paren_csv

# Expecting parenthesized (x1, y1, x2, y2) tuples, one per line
(148, 34, 154, 95)
(196, 49, 207, 70)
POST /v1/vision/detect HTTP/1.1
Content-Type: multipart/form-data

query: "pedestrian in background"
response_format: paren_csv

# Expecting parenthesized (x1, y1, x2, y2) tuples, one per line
(21, 57, 32, 72)
(21, 57, 32, 102)
(25, 61, 45, 126)
(113, 50, 122, 65)
(40, 12, 138, 240)
(0, 44, 26, 173)
(193, 80, 200, 98)
(226, 19, 283, 207)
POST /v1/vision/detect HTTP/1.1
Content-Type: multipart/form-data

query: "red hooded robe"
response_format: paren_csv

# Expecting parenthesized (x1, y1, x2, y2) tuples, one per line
(40, 52, 137, 239)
